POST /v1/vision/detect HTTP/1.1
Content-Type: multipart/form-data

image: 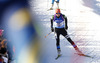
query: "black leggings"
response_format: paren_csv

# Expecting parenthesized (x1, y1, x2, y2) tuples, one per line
(55, 28, 76, 49)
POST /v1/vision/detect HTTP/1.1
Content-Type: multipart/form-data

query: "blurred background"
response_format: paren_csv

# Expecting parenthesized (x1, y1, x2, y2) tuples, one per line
(0, 0, 41, 63)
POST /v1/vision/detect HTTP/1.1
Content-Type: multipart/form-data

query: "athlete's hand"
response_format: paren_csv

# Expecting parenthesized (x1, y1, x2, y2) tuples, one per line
(51, 28, 54, 32)
(65, 26, 68, 30)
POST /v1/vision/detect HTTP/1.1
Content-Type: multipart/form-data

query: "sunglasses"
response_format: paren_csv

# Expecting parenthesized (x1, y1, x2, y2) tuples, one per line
(56, 13, 60, 14)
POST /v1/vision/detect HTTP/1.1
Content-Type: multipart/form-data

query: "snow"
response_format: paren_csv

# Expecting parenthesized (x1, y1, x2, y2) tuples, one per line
(30, 0, 100, 63)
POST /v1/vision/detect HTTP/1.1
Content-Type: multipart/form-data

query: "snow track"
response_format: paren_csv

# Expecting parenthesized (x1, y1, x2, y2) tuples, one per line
(30, 0, 100, 63)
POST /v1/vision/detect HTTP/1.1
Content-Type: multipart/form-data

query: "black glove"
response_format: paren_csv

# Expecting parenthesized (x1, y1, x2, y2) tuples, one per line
(51, 28, 54, 32)
(65, 26, 68, 30)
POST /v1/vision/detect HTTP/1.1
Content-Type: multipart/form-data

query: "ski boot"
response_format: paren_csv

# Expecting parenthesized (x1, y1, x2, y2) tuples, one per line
(50, 7, 53, 10)
(57, 49, 62, 56)
(55, 49, 62, 60)
(56, 3, 59, 9)
(50, 4, 54, 10)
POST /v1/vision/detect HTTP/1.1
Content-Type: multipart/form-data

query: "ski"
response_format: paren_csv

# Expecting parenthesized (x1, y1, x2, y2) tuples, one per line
(60, 9, 66, 11)
(74, 53, 93, 58)
(55, 54, 62, 60)
(47, 8, 54, 11)
(47, 8, 66, 11)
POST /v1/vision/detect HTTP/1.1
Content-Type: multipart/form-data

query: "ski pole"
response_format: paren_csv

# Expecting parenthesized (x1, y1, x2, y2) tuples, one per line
(45, 32, 52, 38)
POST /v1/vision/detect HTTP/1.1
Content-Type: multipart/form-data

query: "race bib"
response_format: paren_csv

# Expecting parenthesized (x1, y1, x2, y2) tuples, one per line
(54, 21, 64, 27)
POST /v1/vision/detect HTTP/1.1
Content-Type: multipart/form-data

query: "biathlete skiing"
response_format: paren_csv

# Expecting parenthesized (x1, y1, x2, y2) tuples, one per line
(50, 0, 60, 10)
(50, 9, 83, 59)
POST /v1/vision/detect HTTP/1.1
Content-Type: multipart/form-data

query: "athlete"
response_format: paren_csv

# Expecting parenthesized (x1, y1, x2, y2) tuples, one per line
(50, 0, 59, 10)
(50, 9, 82, 56)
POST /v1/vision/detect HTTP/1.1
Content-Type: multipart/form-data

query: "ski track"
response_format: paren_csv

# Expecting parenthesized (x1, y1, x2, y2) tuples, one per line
(30, 0, 100, 63)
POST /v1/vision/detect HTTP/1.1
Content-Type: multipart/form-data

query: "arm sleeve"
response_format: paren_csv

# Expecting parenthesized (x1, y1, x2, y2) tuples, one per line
(65, 17, 68, 29)
(51, 16, 54, 29)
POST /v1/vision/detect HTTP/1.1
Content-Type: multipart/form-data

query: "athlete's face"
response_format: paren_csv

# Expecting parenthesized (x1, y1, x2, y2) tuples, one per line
(56, 13, 60, 17)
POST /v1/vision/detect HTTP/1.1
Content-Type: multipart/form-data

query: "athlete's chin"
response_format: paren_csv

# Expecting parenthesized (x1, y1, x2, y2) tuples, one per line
(57, 16, 60, 18)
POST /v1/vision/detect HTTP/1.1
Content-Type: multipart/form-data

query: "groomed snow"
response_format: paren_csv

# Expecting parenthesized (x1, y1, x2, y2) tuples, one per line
(30, 0, 100, 63)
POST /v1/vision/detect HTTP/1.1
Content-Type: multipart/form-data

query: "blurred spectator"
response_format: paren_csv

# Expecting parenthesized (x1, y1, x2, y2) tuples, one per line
(0, 0, 40, 63)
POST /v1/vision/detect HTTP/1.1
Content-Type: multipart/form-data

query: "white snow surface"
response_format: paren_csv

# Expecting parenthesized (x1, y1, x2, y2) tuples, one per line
(30, 0, 100, 63)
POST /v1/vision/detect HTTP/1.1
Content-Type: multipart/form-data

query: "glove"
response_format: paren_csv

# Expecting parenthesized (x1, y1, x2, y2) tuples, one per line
(65, 26, 68, 30)
(51, 28, 54, 32)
